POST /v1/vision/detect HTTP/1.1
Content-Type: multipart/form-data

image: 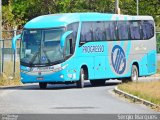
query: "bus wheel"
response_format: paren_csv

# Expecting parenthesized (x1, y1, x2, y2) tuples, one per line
(130, 65, 138, 82)
(90, 80, 106, 86)
(39, 83, 47, 89)
(76, 68, 85, 88)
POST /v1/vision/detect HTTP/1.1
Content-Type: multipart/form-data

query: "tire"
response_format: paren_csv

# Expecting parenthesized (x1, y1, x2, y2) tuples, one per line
(76, 68, 85, 88)
(90, 80, 106, 86)
(39, 83, 47, 89)
(130, 65, 138, 82)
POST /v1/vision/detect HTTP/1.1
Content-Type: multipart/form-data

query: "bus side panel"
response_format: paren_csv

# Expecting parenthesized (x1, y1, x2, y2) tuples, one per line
(74, 56, 95, 80)
(130, 54, 148, 76)
(147, 50, 157, 74)
(106, 40, 133, 79)
(94, 56, 106, 78)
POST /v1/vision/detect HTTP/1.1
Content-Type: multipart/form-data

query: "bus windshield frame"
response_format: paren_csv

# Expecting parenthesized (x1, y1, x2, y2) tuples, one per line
(20, 28, 65, 67)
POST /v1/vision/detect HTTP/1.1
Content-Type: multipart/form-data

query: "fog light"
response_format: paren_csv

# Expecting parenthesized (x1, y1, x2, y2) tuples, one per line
(21, 77, 23, 80)
(60, 75, 64, 78)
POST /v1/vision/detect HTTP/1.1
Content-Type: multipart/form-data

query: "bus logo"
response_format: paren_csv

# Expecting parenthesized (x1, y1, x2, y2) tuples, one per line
(111, 45, 126, 74)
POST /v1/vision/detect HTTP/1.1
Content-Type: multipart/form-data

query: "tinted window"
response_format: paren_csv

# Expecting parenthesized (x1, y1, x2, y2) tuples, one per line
(129, 21, 141, 40)
(67, 22, 79, 52)
(92, 22, 105, 41)
(104, 22, 117, 40)
(65, 36, 71, 56)
(44, 29, 62, 42)
(117, 21, 129, 40)
(81, 22, 93, 42)
(142, 20, 154, 39)
(67, 22, 79, 41)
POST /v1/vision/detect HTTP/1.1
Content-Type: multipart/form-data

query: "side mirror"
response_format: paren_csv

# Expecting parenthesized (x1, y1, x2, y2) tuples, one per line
(12, 34, 21, 50)
(60, 31, 73, 49)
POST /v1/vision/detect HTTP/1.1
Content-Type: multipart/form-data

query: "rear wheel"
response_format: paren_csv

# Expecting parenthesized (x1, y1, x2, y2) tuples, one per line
(130, 65, 138, 82)
(76, 68, 85, 88)
(39, 83, 47, 89)
(90, 80, 106, 86)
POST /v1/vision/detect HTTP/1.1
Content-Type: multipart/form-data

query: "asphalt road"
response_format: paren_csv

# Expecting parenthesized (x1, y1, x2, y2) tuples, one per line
(0, 80, 158, 114)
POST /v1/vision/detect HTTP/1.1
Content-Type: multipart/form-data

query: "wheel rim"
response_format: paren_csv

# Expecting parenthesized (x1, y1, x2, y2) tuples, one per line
(132, 68, 137, 81)
(81, 70, 85, 81)
(81, 73, 84, 80)
(76, 69, 85, 88)
(81, 70, 85, 87)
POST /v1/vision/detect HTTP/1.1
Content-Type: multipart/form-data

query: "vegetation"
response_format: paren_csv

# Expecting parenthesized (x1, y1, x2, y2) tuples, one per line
(157, 61, 160, 74)
(157, 33, 160, 53)
(118, 81, 160, 110)
(1, 0, 160, 87)
(0, 61, 21, 86)
(2, 0, 160, 31)
(118, 62, 160, 111)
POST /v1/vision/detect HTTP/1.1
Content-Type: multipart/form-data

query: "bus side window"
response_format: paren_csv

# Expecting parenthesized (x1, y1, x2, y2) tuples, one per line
(129, 21, 141, 40)
(104, 21, 117, 40)
(67, 22, 79, 52)
(142, 20, 154, 40)
(92, 21, 105, 41)
(80, 22, 93, 42)
(65, 35, 72, 56)
(117, 21, 129, 40)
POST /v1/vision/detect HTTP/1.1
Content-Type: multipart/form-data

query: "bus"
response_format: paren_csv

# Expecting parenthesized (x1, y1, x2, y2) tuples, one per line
(12, 13, 157, 89)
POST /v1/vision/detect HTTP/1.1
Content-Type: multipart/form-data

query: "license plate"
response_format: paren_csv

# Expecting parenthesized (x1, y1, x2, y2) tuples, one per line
(37, 77, 44, 80)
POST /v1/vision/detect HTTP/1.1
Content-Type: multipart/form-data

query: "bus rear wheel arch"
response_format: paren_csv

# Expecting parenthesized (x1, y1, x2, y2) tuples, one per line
(122, 63, 139, 83)
(76, 66, 88, 88)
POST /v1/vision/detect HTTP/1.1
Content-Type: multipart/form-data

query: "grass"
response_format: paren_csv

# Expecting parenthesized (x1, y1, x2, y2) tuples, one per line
(0, 61, 22, 86)
(117, 61, 160, 111)
(118, 81, 160, 111)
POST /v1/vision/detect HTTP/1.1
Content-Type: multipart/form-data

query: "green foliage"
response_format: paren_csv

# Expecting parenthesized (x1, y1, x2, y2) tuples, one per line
(157, 33, 160, 53)
(2, 0, 160, 30)
(2, 0, 13, 26)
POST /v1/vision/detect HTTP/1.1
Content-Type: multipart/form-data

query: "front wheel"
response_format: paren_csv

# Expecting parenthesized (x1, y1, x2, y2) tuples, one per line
(130, 65, 138, 82)
(39, 83, 47, 89)
(76, 68, 85, 88)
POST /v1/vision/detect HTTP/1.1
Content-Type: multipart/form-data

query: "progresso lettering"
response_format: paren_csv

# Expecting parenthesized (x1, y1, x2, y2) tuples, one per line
(82, 45, 104, 53)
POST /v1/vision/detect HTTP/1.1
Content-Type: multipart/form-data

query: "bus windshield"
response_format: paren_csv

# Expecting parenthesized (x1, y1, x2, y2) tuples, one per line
(20, 28, 65, 66)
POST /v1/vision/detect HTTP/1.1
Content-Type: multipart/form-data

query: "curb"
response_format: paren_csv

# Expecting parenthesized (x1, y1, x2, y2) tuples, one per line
(114, 86, 160, 109)
(138, 76, 160, 82)
(0, 84, 24, 89)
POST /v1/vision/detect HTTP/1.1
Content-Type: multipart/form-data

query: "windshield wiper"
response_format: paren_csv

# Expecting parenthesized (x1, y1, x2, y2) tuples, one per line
(29, 50, 52, 65)
(29, 51, 40, 65)
(43, 50, 51, 64)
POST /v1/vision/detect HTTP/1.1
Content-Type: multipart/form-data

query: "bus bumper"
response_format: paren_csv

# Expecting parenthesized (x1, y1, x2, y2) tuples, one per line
(21, 70, 77, 84)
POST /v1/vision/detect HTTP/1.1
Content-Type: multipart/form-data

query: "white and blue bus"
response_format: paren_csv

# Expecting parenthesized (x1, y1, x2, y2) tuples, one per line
(12, 13, 157, 89)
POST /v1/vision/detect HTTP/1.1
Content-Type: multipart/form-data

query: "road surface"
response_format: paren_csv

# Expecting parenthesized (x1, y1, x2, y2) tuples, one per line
(0, 80, 158, 114)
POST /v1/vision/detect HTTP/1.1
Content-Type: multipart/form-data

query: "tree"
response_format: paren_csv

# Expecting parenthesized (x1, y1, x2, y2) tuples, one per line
(2, 0, 160, 30)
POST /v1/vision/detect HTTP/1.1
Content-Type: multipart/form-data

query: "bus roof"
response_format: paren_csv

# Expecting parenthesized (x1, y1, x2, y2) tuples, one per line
(24, 12, 154, 29)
